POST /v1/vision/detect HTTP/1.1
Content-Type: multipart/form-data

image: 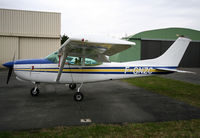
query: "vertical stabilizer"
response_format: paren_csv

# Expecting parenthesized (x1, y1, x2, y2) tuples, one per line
(154, 37, 191, 67)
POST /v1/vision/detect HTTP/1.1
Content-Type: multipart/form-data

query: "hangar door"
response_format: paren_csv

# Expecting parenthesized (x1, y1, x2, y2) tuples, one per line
(0, 36, 19, 64)
(19, 38, 60, 59)
(141, 40, 200, 67)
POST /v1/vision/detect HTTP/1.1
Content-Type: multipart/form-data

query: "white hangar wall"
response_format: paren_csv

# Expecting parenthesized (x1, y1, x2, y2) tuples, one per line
(0, 9, 61, 67)
(19, 38, 60, 59)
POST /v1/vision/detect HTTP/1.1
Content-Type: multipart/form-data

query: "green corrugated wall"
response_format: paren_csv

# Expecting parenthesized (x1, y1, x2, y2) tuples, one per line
(109, 27, 200, 62)
(109, 40, 140, 62)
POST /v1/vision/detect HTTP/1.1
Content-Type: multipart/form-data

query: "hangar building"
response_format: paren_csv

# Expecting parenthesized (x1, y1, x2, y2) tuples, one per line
(110, 28, 200, 67)
(0, 9, 61, 67)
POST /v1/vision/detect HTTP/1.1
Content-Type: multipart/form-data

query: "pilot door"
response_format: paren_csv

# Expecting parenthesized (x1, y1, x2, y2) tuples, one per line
(67, 57, 84, 83)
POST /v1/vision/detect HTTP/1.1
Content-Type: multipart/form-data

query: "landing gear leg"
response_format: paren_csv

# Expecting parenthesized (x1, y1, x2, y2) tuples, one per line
(74, 83, 84, 101)
(30, 82, 40, 96)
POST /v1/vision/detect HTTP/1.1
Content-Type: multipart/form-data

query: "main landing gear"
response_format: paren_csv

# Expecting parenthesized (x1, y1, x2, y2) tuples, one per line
(69, 83, 84, 101)
(69, 83, 76, 90)
(73, 83, 84, 102)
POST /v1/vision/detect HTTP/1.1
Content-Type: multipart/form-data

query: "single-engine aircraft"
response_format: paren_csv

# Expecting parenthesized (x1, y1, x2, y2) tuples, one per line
(3, 35, 192, 101)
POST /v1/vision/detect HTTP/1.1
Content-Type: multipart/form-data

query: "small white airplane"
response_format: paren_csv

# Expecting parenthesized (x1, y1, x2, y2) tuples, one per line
(3, 35, 191, 101)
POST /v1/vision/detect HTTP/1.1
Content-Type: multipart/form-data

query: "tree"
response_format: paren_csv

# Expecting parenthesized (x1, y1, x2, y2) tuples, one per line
(61, 34, 69, 45)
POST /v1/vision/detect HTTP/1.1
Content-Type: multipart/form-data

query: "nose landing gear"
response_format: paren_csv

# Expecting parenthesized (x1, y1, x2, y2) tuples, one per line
(30, 83, 40, 96)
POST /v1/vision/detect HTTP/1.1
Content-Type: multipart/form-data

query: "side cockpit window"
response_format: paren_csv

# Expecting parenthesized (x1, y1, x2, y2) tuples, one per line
(46, 52, 102, 66)
(84, 58, 100, 66)
(66, 56, 101, 66)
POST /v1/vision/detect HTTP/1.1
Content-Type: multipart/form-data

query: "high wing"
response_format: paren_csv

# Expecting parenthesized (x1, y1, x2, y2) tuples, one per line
(56, 35, 135, 82)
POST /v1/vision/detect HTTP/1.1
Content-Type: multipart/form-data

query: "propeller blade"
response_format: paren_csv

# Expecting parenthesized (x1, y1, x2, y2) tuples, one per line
(5, 52, 15, 84)
(6, 67, 13, 84)
(12, 52, 15, 61)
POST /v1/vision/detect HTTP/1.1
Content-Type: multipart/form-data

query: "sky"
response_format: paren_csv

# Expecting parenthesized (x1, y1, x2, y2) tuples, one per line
(0, 0, 200, 38)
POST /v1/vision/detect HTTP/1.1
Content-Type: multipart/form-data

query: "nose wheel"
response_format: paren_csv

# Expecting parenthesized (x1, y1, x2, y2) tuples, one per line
(30, 82, 40, 96)
(30, 87, 40, 96)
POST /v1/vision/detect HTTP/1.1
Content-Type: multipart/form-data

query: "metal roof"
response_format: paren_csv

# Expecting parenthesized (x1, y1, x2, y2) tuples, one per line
(128, 28, 200, 41)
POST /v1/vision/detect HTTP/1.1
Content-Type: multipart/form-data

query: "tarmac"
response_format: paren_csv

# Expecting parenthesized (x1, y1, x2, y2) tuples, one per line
(0, 68, 200, 130)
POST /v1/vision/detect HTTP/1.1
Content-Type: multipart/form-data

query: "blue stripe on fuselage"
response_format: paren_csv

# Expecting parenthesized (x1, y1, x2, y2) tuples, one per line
(14, 59, 53, 64)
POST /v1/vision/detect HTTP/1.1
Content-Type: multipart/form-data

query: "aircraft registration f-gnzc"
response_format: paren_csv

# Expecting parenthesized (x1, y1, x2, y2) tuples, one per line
(3, 35, 192, 101)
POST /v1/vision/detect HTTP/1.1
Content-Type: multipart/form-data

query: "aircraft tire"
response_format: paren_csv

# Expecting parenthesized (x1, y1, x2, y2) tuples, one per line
(30, 88, 40, 96)
(74, 92, 84, 101)
(69, 83, 76, 90)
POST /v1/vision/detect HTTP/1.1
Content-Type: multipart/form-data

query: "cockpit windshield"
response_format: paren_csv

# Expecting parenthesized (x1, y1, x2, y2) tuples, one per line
(45, 52, 59, 63)
(45, 52, 102, 66)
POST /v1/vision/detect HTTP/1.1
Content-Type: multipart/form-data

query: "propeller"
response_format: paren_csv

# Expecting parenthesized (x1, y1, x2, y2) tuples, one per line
(5, 53, 15, 84)
(7, 67, 13, 84)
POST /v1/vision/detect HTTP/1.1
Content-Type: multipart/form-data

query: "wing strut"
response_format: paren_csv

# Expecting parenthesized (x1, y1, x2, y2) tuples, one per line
(56, 39, 71, 82)
(56, 51, 67, 82)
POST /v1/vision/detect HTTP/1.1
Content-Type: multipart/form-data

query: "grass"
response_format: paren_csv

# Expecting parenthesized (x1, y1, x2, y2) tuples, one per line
(0, 119, 200, 137)
(0, 76, 200, 137)
(124, 76, 200, 107)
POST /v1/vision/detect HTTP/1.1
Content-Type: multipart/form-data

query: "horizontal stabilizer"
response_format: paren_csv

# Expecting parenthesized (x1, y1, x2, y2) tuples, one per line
(157, 68, 195, 74)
